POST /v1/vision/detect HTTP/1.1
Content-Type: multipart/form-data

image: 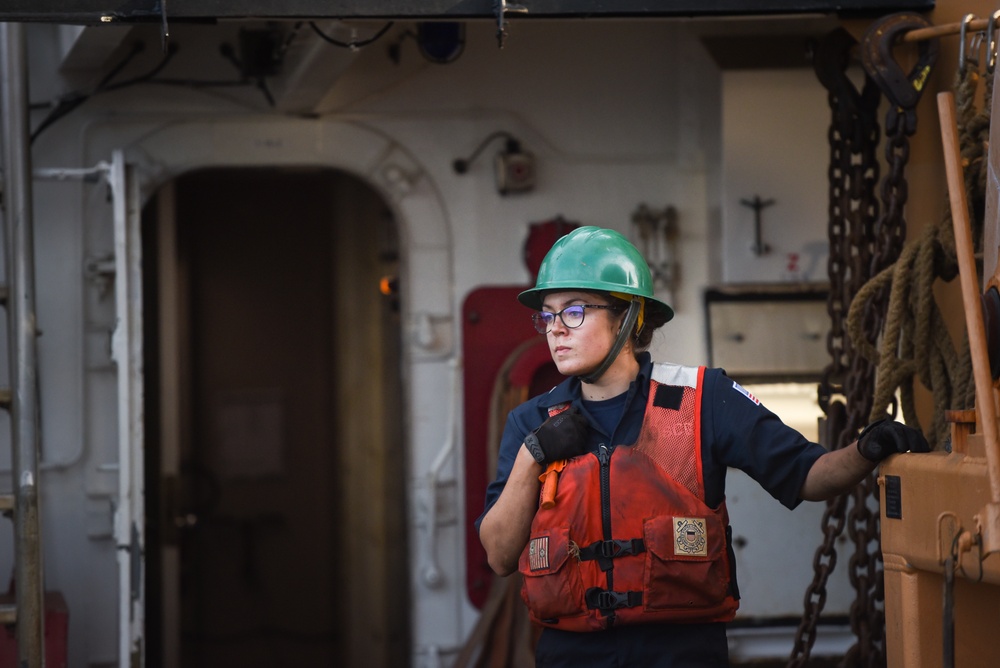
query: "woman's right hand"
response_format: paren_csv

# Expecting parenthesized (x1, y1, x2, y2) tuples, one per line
(524, 407, 590, 464)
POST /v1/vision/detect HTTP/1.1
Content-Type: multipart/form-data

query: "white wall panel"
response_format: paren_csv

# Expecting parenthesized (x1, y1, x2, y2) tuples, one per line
(722, 68, 830, 284)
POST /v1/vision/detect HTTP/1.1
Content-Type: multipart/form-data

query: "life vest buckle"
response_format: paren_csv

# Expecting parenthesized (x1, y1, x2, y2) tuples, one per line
(579, 538, 645, 562)
(604, 538, 644, 557)
(585, 587, 643, 612)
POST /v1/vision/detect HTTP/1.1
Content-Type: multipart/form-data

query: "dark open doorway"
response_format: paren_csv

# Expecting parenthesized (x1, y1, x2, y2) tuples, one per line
(143, 167, 409, 668)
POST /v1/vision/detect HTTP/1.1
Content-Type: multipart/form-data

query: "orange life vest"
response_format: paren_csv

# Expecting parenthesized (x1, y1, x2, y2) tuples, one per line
(518, 364, 740, 631)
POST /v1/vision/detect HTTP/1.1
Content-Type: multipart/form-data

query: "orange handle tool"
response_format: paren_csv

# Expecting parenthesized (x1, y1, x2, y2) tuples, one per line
(539, 459, 568, 509)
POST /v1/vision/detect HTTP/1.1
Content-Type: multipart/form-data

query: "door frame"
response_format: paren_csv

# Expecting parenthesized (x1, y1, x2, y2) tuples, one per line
(97, 117, 456, 666)
(109, 149, 146, 666)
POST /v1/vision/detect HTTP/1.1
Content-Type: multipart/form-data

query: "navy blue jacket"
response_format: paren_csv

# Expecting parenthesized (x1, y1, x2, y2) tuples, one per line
(475, 353, 827, 667)
(478, 352, 825, 530)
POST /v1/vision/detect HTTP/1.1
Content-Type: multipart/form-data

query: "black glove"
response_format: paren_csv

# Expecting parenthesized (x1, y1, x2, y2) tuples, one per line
(856, 418, 930, 463)
(524, 407, 590, 464)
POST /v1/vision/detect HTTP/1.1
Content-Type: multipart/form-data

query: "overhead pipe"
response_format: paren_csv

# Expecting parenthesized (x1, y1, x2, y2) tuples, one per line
(0, 21, 45, 668)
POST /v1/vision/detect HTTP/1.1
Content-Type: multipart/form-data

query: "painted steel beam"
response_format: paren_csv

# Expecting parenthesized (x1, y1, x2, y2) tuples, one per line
(0, 1, 934, 25)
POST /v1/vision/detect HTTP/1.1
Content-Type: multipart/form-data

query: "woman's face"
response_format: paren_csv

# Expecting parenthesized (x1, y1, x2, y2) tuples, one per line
(540, 291, 622, 378)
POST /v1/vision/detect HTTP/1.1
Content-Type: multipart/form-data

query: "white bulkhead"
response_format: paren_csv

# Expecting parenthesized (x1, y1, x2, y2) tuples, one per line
(2, 13, 866, 667)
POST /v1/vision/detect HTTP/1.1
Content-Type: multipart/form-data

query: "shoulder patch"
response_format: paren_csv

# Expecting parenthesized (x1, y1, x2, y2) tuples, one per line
(732, 381, 759, 405)
(653, 384, 684, 410)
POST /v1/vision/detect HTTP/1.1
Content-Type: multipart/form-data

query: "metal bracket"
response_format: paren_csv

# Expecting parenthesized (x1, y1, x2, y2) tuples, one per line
(160, 0, 169, 53)
(494, 0, 528, 48)
(85, 255, 116, 299)
(739, 194, 775, 256)
(631, 204, 679, 292)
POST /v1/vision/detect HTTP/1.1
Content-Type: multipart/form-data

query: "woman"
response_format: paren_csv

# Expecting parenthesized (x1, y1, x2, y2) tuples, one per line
(476, 226, 927, 666)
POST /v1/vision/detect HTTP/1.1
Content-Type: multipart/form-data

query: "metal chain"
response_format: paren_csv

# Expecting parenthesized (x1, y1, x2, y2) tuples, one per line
(790, 28, 881, 666)
(850, 39, 986, 668)
(845, 15, 935, 664)
(853, 52, 938, 668)
(869, 108, 913, 280)
(842, 460, 884, 668)
(794, 14, 935, 665)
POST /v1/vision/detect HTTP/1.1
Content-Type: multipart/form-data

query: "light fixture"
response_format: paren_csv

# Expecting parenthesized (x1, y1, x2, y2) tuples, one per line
(453, 131, 535, 195)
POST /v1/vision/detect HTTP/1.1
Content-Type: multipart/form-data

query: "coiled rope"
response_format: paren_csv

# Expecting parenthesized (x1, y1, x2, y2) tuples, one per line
(848, 62, 989, 448)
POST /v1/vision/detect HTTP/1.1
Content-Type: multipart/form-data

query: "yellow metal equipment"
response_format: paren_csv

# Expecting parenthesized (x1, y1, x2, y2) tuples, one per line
(879, 91, 1000, 668)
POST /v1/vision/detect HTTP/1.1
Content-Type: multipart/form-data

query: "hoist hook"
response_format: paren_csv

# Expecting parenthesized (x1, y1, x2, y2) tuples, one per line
(861, 12, 939, 134)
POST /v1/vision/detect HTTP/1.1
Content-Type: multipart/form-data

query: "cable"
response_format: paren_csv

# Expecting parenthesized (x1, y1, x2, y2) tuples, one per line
(29, 39, 282, 142)
(31, 41, 172, 143)
(309, 21, 394, 49)
(102, 42, 180, 91)
(30, 41, 149, 143)
(452, 131, 517, 174)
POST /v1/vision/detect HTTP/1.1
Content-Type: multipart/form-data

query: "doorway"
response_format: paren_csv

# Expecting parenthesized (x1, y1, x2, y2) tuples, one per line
(143, 167, 409, 668)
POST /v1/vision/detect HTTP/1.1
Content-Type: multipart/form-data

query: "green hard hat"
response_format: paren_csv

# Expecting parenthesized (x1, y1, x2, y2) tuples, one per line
(518, 226, 674, 321)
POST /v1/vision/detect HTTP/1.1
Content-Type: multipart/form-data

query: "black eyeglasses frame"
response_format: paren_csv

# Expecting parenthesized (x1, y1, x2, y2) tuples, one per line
(531, 303, 620, 334)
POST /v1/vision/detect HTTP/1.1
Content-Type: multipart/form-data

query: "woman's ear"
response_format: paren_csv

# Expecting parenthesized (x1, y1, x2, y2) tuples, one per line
(615, 311, 630, 335)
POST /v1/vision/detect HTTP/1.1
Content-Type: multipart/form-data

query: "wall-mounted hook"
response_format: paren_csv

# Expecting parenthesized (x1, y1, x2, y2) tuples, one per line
(988, 10, 1000, 74)
(959, 14, 977, 75)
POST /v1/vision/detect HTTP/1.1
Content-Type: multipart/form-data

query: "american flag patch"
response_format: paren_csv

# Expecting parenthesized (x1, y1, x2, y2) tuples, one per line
(732, 381, 759, 405)
(528, 536, 549, 571)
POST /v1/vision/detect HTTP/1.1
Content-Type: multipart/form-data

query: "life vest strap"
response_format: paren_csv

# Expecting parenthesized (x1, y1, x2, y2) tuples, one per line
(577, 538, 645, 571)
(585, 587, 643, 615)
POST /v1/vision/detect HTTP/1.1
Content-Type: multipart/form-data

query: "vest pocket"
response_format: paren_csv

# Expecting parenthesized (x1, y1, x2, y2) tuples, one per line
(642, 514, 730, 610)
(518, 526, 587, 620)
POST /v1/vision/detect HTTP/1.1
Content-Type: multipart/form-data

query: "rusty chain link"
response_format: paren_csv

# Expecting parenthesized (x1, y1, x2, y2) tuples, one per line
(852, 15, 936, 668)
(790, 15, 936, 668)
(838, 97, 912, 668)
(789, 27, 882, 667)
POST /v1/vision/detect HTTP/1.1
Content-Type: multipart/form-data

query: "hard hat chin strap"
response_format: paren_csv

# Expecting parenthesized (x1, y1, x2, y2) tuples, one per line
(580, 298, 641, 385)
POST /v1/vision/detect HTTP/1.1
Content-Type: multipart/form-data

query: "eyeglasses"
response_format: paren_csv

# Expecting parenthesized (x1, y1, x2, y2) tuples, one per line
(531, 304, 619, 334)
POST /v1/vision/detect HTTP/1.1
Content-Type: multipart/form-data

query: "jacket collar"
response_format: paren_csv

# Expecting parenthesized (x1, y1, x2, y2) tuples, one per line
(536, 352, 653, 409)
